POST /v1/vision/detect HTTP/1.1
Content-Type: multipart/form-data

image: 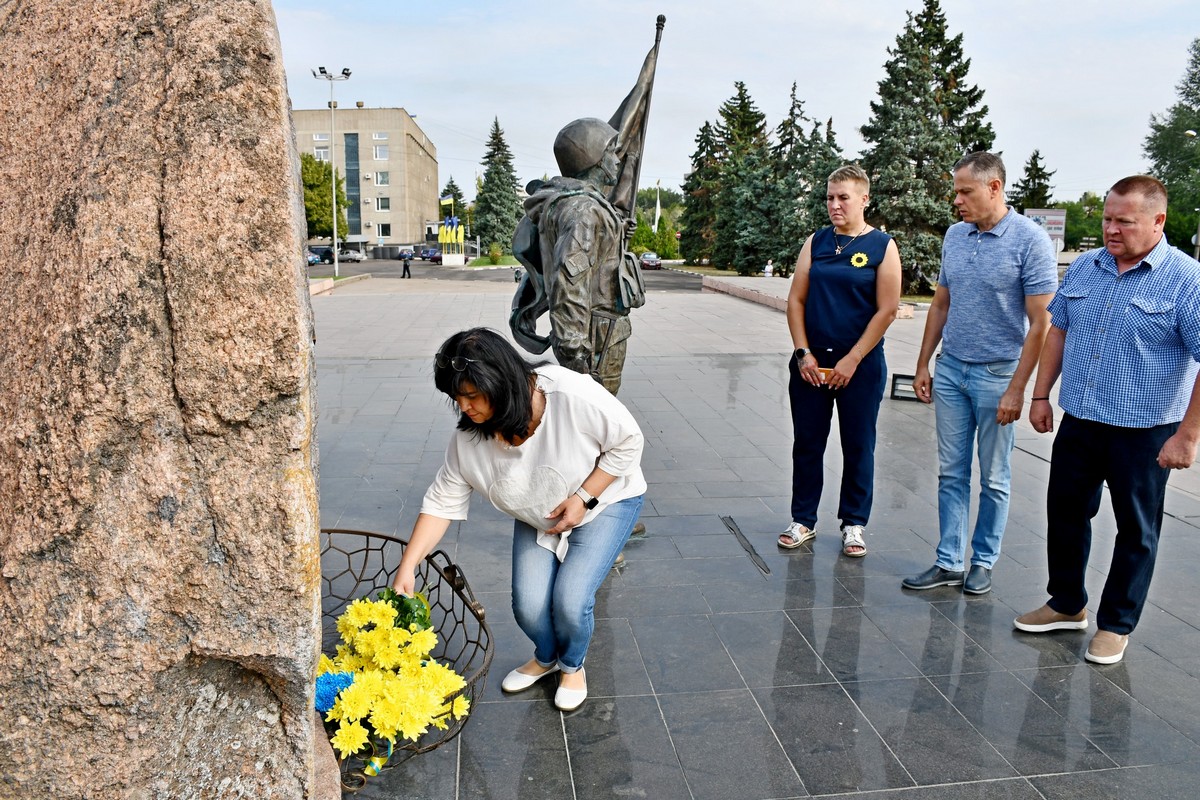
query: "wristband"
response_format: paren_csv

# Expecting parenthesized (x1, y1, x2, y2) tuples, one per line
(1031, 397, 1050, 401)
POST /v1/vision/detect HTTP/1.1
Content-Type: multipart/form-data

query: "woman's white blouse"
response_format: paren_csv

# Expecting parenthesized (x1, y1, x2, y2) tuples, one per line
(421, 365, 646, 559)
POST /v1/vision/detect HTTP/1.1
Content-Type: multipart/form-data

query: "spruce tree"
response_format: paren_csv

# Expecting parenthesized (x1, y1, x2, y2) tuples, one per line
(712, 83, 769, 270)
(440, 176, 466, 217)
(767, 84, 813, 276)
(912, 0, 995, 153)
(861, 1, 988, 291)
(474, 117, 523, 253)
(714, 141, 776, 275)
(679, 122, 720, 264)
(715, 81, 768, 158)
(1144, 37, 1200, 251)
(799, 119, 846, 242)
(1009, 150, 1056, 212)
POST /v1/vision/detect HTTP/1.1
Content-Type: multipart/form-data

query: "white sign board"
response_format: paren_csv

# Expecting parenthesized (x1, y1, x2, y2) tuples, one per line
(1024, 208, 1067, 250)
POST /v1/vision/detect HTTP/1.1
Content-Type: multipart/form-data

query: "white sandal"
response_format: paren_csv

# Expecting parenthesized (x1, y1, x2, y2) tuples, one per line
(778, 522, 815, 549)
(841, 525, 867, 557)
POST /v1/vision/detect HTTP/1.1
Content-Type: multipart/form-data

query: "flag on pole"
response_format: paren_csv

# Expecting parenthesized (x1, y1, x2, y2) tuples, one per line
(439, 195, 454, 206)
(607, 15, 665, 219)
(652, 180, 661, 233)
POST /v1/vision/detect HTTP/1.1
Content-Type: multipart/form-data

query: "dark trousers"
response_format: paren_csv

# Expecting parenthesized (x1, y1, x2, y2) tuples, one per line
(788, 346, 887, 528)
(1046, 413, 1177, 634)
(402, 260, 412, 278)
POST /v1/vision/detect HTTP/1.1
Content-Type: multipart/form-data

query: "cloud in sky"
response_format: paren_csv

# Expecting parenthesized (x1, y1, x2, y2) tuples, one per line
(274, 0, 1198, 203)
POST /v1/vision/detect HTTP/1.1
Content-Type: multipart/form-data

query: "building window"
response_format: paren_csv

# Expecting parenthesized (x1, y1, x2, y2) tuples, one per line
(375, 172, 389, 186)
(373, 132, 388, 140)
(377, 197, 390, 211)
(373, 145, 388, 160)
(313, 133, 329, 141)
(314, 147, 330, 161)
(378, 223, 391, 237)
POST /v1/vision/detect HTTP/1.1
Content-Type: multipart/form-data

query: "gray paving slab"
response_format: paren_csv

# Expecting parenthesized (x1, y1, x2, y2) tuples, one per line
(315, 271, 1200, 799)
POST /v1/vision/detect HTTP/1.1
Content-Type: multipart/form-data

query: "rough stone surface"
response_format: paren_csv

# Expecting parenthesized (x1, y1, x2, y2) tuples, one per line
(0, 2, 325, 798)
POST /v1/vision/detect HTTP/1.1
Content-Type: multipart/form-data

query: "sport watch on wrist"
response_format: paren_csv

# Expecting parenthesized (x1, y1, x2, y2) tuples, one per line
(574, 487, 599, 509)
(795, 347, 810, 360)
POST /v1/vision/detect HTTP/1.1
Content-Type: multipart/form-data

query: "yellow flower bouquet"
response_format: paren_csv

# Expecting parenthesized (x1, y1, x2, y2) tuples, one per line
(316, 593, 470, 786)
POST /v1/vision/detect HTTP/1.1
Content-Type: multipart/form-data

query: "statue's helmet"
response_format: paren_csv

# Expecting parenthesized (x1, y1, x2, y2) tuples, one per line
(553, 118, 618, 178)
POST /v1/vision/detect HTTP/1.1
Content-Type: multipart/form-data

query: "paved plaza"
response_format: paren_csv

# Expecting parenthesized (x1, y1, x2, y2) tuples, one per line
(314, 268, 1200, 799)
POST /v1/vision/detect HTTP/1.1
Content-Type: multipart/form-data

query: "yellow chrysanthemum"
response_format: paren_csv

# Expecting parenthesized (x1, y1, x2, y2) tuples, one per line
(331, 680, 374, 722)
(850, 251, 869, 268)
(340, 598, 376, 632)
(451, 695, 470, 719)
(316, 654, 337, 677)
(408, 628, 438, 658)
(329, 720, 370, 759)
(363, 599, 399, 629)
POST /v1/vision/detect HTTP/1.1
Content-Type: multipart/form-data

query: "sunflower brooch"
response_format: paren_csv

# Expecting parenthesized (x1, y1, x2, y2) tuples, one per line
(850, 252, 869, 268)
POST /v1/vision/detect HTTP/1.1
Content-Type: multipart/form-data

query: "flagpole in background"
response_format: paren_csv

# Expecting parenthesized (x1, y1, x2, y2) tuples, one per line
(652, 179, 661, 233)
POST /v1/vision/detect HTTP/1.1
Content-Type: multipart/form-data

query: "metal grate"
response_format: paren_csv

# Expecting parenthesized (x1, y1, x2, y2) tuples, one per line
(319, 528, 494, 790)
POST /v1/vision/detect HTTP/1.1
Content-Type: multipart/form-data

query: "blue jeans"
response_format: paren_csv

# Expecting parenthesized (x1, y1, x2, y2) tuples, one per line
(510, 495, 643, 672)
(933, 352, 1018, 570)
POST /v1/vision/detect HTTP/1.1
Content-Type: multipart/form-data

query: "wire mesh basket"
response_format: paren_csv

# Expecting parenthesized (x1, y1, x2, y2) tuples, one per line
(319, 528, 493, 791)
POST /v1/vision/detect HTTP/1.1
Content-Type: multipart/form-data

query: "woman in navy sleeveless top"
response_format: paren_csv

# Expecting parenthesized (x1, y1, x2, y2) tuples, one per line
(778, 165, 902, 557)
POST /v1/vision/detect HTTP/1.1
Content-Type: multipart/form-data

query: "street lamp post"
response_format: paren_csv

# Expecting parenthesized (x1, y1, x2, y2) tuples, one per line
(312, 66, 351, 277)
(1186, 130, 1200, 260)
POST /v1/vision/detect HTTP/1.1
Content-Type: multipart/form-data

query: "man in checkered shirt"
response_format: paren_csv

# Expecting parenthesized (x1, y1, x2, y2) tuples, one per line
(1014, 175, 1200, 665)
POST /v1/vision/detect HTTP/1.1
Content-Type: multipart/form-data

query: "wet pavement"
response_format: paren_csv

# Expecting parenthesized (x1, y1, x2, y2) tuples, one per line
(313, 268, 1200, 799)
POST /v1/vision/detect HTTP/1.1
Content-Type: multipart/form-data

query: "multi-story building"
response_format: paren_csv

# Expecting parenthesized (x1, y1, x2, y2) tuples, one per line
(292, 105, 437, 249)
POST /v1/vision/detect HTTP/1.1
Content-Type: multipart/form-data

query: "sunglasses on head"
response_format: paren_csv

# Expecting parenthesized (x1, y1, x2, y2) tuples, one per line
(435, 353, 478, 371)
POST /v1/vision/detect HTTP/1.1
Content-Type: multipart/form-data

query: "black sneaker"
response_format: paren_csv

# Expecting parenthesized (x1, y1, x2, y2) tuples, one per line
(901, 565, 965, 590)
(963, 565, 992, 595)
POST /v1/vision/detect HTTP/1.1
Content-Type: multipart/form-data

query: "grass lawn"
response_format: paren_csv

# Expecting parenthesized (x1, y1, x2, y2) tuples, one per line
(467, 255, 520, 267)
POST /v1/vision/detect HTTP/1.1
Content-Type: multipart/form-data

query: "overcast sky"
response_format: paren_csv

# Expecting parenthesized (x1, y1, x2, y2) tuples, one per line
(273, 0, 1199, 204)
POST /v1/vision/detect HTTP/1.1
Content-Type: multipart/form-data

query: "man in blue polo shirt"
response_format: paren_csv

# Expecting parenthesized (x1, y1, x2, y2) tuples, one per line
(1015, 175, 1200, 664)
(904, 152, 1058, 595)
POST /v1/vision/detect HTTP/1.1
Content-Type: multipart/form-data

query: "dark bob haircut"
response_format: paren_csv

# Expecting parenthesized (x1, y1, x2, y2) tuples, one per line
(433, 328, 544, 443)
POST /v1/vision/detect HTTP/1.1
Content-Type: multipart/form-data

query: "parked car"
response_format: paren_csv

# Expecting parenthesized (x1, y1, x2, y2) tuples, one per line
(396, 249, 415, 261)
(338, 249, 366, 262)
(429, 251, 442, 265)
(639, 251, 662, 269)
(310, 246, 334, 265)
(421, 247, 439, 260)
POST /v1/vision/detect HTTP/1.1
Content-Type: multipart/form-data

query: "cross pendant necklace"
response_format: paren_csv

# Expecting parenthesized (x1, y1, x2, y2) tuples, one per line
(833, 225, 867, 255)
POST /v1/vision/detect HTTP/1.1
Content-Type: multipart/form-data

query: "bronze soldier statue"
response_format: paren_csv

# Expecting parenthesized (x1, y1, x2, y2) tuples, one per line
(510, 119, 642, 394)
(510, 16, 664, 396)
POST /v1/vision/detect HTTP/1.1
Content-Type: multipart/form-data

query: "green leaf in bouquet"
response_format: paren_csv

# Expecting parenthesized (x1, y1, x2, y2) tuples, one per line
(377, 587, 432, 631)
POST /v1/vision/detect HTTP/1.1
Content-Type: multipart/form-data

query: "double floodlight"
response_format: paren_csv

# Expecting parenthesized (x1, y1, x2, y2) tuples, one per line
(312, 66, 351, 80)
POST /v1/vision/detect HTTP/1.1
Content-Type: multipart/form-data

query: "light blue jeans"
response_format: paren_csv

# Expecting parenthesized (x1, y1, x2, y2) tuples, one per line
(933, 353, 1018, 571)
(511, 495, 643, 672)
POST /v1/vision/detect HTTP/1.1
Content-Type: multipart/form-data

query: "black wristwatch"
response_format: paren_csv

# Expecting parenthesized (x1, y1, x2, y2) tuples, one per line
(795, 347, 810, 360)
(574, 487, 599, 509)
